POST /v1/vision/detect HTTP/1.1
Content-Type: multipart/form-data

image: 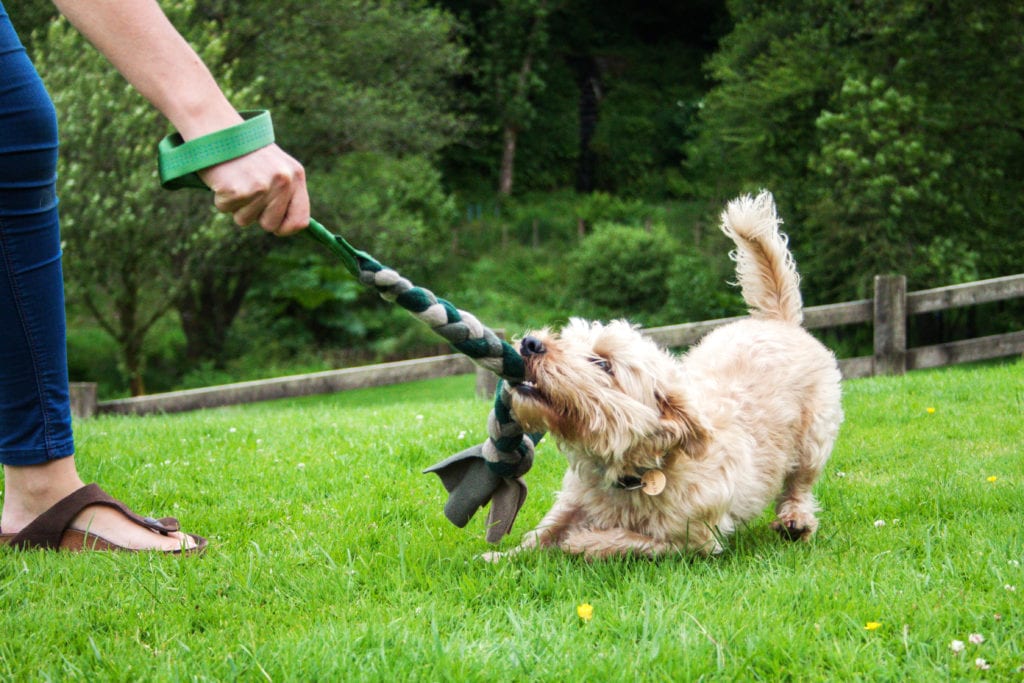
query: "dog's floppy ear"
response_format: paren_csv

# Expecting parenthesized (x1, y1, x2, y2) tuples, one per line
(655, 389, 707, 456)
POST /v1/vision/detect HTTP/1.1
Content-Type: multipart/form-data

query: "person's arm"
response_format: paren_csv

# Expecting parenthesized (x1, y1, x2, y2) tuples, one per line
(51, 0, 309, 235)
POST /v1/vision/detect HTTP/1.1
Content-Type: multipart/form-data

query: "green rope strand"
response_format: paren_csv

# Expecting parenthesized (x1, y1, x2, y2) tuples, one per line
(305, 220, 535, 477)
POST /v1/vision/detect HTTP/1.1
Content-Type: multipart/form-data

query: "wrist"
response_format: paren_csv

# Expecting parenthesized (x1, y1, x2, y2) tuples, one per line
(171, 97, 246, 142)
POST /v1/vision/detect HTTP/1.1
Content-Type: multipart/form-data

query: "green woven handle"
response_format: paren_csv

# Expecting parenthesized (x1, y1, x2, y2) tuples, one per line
(157, 111, 368, 277)
(158, 110, 275, 190)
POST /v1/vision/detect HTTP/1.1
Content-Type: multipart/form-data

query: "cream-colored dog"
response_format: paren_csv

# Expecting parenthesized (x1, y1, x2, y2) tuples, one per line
(493, 191, 843, 559)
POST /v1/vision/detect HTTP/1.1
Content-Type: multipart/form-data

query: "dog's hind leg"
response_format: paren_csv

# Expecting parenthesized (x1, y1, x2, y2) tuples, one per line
(560, 519, 725, 559)
(560, 527, 675, 560)
(772, 401, 841, 541)
(772, 476, 820, 541)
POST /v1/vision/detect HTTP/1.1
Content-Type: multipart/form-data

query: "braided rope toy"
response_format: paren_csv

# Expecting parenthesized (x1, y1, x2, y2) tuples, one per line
(158, 111, 540, 542)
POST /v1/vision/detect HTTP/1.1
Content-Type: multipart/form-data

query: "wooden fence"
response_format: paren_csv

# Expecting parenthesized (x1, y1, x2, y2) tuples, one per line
(645, 272, 1024, 380)
(71, 272, 1024, 418)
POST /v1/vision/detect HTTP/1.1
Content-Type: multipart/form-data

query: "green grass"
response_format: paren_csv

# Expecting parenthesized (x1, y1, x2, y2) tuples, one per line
(2, 360, 1022, 681)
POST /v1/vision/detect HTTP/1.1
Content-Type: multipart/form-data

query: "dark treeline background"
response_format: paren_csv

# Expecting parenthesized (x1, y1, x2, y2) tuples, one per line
(12, 0, 1023, 396)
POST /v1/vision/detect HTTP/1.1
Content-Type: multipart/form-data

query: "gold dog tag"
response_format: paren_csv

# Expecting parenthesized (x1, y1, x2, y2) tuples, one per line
(641, 469, 666, 496)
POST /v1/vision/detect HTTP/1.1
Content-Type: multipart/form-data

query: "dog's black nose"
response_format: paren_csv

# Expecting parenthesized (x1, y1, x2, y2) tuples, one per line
(520, 336, 546, 357)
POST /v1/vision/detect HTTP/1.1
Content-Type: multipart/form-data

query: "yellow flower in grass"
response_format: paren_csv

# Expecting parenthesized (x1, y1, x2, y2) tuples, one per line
(577, 603, 594, 622)
(865, 622, 882, 631)
(987, 476, 998, 483)
(926, 407, 936, 414)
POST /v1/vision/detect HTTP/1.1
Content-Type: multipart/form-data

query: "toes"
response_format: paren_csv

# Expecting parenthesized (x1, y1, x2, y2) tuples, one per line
(771, 518, 815, 541)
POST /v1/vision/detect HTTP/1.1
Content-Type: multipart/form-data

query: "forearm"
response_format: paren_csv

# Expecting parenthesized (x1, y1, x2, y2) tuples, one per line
(51, 0, 242, 140)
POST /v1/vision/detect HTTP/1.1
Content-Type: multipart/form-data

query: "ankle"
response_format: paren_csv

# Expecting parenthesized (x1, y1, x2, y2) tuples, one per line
(2, 458, 85, 532)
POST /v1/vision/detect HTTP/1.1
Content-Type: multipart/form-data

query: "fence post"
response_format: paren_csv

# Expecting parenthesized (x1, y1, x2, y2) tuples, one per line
(476, 329, 506, 399)
(873, 274, 907, 376)
(69, 382, 98, 420)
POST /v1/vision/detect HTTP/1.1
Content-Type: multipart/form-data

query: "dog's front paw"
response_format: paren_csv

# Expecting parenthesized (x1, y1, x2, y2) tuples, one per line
(478, 550, 507, 563)
(771, 514, 818, 541)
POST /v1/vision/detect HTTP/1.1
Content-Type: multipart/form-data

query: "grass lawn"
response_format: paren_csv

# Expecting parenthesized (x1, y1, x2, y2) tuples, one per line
(1, 359, 1022, 681)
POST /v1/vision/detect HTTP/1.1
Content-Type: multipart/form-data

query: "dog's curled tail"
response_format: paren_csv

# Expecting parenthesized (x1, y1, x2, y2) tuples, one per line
(720, 191, 803, 325)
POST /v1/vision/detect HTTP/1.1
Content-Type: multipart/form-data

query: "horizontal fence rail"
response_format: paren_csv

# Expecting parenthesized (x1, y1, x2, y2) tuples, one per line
(76, 355, 475, 418)
(71, 273, 1024, 418)
(645, 273, 1024, 380)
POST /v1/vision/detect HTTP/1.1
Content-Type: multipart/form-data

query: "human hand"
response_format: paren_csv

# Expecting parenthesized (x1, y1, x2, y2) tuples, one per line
(199, 143, 309, 236)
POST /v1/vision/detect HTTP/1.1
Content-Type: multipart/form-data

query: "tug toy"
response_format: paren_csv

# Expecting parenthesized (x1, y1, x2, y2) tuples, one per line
(158, 111, 539, 542)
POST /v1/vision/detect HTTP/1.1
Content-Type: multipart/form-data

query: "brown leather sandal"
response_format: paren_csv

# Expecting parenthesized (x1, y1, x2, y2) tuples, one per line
(0, 484, 207, 554)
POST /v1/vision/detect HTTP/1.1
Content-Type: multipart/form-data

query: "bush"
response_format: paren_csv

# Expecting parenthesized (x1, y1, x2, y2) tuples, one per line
(450, 244, 570, 334)
(662, 251, 746, 325)
(564, 224, 679, 322)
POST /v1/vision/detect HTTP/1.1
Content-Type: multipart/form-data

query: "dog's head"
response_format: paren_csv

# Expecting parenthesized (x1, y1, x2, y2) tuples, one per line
(509, 318, 705, 475)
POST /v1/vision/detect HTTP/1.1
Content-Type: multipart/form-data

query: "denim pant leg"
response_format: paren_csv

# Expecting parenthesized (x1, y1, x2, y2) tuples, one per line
(0, 7, 75, 465)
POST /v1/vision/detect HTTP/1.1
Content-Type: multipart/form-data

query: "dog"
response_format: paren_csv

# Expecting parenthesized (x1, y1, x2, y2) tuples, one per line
(488, 191, 843, 560)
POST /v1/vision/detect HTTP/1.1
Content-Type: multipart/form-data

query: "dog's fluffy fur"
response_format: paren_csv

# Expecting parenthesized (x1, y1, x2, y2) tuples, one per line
(493, 191, 843, 560)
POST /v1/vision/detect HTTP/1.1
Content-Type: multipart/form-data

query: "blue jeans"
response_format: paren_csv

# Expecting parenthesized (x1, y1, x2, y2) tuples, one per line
(0, 3, 75, 465)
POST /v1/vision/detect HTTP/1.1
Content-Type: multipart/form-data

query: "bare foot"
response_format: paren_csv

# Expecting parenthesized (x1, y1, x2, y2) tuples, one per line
(69, 504, 199, 551)
(2, 457, 199, 552)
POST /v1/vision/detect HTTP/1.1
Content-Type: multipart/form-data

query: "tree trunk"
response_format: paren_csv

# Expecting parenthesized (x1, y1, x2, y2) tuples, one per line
(497, 14, 541, 196)
(178, 268, 254, 366)
(123, 331, 146, 397)
(574, 56, 603, 193)
(175, 234, 270, 367)
(499, 126, 518, 196)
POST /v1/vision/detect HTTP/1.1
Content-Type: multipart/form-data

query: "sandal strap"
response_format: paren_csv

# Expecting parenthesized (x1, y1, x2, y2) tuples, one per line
(6, 484, 181, 550)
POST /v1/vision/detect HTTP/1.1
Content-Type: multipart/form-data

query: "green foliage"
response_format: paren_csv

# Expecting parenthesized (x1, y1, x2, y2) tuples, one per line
(198, 0, 469, 167)
(237, 153, 458, 363)
(244, 249, 366, 349)
(19, 0, 1023, 387)
(439, 0, 729, 197)
(687, 0, 846, 197)
(565, 224, 680, 322)
(65, 325, 123, 398)
(663, 250, 746, 324)
(687, 0, 1024, 302)
(561, 218, 742, 327)
(310, 152, 458, 283)
(588, 47, 707, 198)
(451, 244, 569, 334)
(471, 0, 551, 133)
(805, 75, 977, 299)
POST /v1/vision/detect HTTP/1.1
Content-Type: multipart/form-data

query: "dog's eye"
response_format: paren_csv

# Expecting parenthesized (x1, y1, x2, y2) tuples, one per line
(590, 356, 613, 374)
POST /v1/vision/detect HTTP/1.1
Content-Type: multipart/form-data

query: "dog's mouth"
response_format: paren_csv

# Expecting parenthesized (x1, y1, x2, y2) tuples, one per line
(513, 379, 547, 403)
(511, 358, 556, 410)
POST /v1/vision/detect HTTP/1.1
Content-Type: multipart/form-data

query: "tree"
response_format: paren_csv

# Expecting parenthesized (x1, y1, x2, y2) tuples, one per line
(439, 0, 727, 198)
(35, 1, 249, 394)
(687, 0, 1024, 302)
(806, 76, 973, 299)
(492, 1, 551, 196)
(173, 0, 469, 366)
(450, 0, 552, 196)
(195, 0, 469, 167)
